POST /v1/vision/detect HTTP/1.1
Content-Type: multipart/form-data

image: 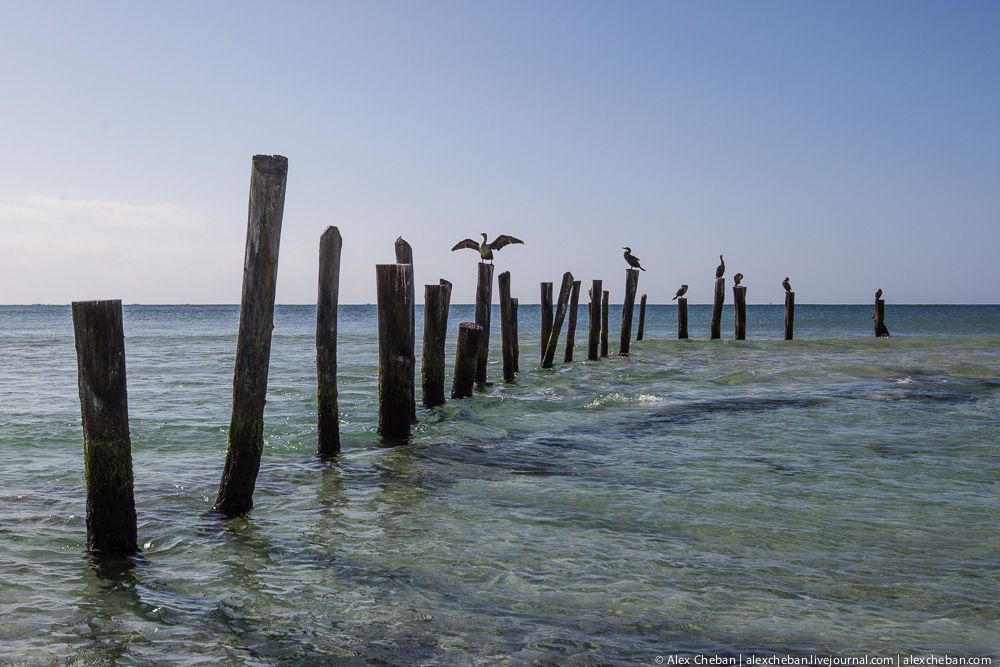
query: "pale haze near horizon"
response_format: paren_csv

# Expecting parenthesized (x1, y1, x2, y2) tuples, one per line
(1, 1, 997, 305)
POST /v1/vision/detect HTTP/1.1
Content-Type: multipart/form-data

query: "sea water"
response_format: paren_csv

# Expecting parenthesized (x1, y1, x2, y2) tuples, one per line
(1, 304, 998, 664)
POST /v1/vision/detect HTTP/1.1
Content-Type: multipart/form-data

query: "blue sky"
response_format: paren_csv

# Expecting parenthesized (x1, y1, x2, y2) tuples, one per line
(1, 1, 998, 304)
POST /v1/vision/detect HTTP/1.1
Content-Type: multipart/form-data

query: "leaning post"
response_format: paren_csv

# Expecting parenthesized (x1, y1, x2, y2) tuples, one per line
(587, 279, 602, 361)
(376, 263, 416, 442)
(542, 272, 575, 368)
(564, 280, 581, 362)
(511, 297, 520, 372)
(317, 226, 342, 457)
(636, 294, 647, 341)
(421, 279, 453, 407)
(710, 277, 725, 340)
(540, 282, 553, 362)
(619, 269, 640, 356)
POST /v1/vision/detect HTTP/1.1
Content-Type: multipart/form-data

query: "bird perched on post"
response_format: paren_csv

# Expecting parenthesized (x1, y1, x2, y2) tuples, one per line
(672, 284, 688, 300)
(733, 273, 744, 287)
(782, 277, 792, 293)
(715, 255, 725, 278)
(622, 247, 645, 271)
(875, 288, 883, 300)
(451, 233, 523, 264)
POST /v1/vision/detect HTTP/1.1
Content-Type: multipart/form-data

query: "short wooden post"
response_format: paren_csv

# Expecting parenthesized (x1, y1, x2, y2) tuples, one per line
(733, 285, 747, 340)
(710, 277, 725, 340)
(540, 282, 553, 362)
(542, 272, 575, 368)
(600, 290, 610, 357)
(677, 297, 689, 339)
(376, 263, 415, 442)
(474, 263, 494, 386)
(587, 279, 602, 361)
(452, 322, 482, 399)
(511, 297, 520, 372)
(564, 280, 581, 362)
(784, 292, 795, 340)
(421, 279, 452, 407)
(636, 294, 647, 341)
(72, 299, 137, 555)
(619, 269, 639, 356)
(875, 299, 890, 337)
(498, 271, 516, 382)
(394, 237, 416, 421)
(215, 154, 287, 516)
(317, 226, 342, 458)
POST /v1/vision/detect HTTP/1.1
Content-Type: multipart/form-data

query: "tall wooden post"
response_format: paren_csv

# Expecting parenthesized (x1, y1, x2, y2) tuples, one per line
(376, 263, 415, 442)
(564, 280, 581, 362)
(499, 271, 516, 382)
(734, 285, 747, 340)
(72, 299, 137, 555)
(619, 269, 640, 356)
(317, 226, 342, 458)
(600, 290, 610, 357)
(784, 292, 795, 340)
(875, 299, 890, 337)
(421, 279, 452, 407)
(636, 294, 647, 341)
(710, 277, 725, 340)
(542, 272, 575, 368)
(394, 237, 416, 421)
(511, 297, 520, 372)
(540, 282, 553, 362)
(677, 297, 689, 339)
(215, 154, 287, 516)
(452, 322, 482, 399)
(474, 263, 494, 386)
(587, 279, 602, 361)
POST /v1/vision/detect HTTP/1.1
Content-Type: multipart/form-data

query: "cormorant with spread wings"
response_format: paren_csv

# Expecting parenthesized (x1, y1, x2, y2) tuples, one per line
(452, 233, 523, 263)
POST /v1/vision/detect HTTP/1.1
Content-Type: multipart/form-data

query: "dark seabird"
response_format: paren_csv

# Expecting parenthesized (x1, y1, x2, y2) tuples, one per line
(452, 233, 523, 263)
(782, 277, 792, 293)
(733, 272, 744, 287)
(622, 247, 646, 271)
(875, 288, 883, 300)
(715, 255, 725, 278)
(672, 284, 688, 300)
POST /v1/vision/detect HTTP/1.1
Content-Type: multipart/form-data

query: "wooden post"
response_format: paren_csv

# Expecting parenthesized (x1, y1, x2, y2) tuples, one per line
(395, 237, 416, 421)
(421, 279, 452, 407)
(540, 282, 553, 362)
(499, 271, 516, 382)
(564, 280, 582, 362)
(784, 292, 795, 340)
(376, 263, 415, 442)
(636, 294, 647, 341)
(215, 154, 287, 516)
(677, 297, 689, 339)
(511, 297, 520, 372)
(600, 290, 610, 357)
(474, 263, 494, 386)
(542, 272, 575, 368)
(734, 285, 747, 340)
(72, 299, 137, 555)
(710, 277, 725, 340)
(587, 279, 602, 361)
(316, 226, 342, 458)
(619, 269, 639, 356)
(875, 299, 890, 337)
(452, 322, 482, 399)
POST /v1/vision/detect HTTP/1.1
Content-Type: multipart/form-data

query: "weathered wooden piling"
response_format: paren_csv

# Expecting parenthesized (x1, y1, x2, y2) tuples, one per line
(475, 263, 494, 385)
(394, 237, 416, 421)
(619, 269, 640, 356)
(215, 154, 287, 516)
(588, 279, 602, 361)
(600, 290, 610, 357)
(784, 292, 795, 340)
(542, 272, 575, 369)
(421, 279, 452, 407)
(734, 285, 748, 340)
(874, 298, 890, 337)
(498, 271, 516, 382)
(452, 322, 482, 399)
(376, 263, 416, 441)
(710, 277, 725, 340)
(636, 294, 647, 341)
(72, 299, 137, 555)
(677, 297, 689, 339)
(540, 282, 553, 362)
(564, 280, 582, 362)
(316, 226, 342, 457)
(511, 297, 520, 372)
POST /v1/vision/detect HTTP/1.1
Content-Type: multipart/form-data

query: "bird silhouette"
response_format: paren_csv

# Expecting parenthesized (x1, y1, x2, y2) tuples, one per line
(715, 255, 725, 278)
(622, 247, 646, 271)
(875, 288, 883, 300)
(782, 277, 792, 293)
(452, 233, 523, 263)
(734, 272, 744, 287)
(672, 284, 688, 300)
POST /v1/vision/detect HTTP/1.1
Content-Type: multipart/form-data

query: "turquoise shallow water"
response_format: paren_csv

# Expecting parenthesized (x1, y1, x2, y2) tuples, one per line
(1, 304, 998, 664)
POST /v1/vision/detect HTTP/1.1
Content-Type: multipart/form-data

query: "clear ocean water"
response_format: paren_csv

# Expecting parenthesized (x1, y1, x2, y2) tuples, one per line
(1, 303, 998, 664)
